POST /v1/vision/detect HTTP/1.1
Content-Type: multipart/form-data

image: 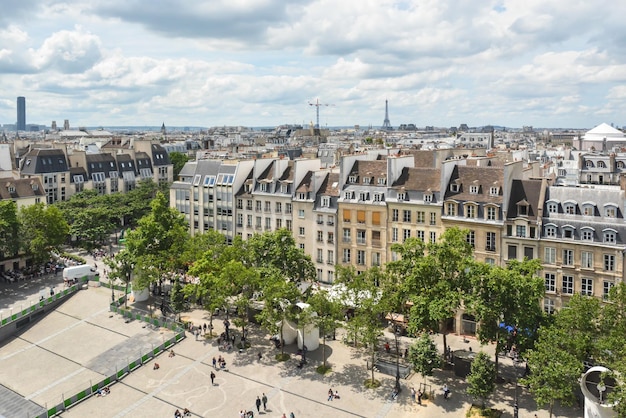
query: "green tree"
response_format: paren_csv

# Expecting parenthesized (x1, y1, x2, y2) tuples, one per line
(124, 191, 188, 293)
(256, 267, 301, 358)
(392, 228, 473, 359)
(467, 351, 496, 409)
(245, 229, 315, 282)
(407, 333, 442, 381)
(19, 203, 69, 265)
(335, 266, 384, 386)
(466, 259, 544, 377)
(523, 325, 582, 418)
(169, 152, 189, 179)
(0, 201, 20, 257)
(307, 289, 343, 371)
(104, 249, 135, 308)
(170, 277, 186, 320)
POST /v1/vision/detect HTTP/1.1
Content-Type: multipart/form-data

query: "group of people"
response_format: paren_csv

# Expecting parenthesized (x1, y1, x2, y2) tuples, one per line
(410, 387, 424, 405)
(212, 355, 227, 369)
(327, 388, 340, 401)
(254, 394, 268, 412)
(95, 386, 110, 397)
(174, 408, 191, 417)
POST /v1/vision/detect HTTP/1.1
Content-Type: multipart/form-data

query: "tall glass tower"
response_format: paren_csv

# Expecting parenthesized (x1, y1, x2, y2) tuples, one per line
(17, 96, 25, 131)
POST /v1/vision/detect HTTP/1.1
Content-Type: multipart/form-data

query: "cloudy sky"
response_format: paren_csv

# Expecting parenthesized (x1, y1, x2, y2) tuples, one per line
(1, 0, 626, 129)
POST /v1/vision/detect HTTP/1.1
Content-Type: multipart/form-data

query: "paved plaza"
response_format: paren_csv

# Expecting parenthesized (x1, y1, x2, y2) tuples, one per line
(0, 265, 581, 418)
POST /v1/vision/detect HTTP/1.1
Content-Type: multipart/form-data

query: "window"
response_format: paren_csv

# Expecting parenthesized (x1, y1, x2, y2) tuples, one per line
(465, 205, 476, 218)
(378, 177, 386, 185)
(317, 268, 323, 281)
(430, 231, 436, 243)
(524, 247, 534, 259)
(343, 228, 351, 242)
(276, 218, 282, 229)
(564, 203, 576, 214)
(604, 254, 615, 271)
(417, 230, 425, 241)
(585, 160, 594, 168)
(286, 220, 292, 231)
(450, 183, 459, 192)
(327, 232, 334, 244)
(348, 175, 357, 183)
(321, 196, 330, 207)
(343, 248, 351, 263)
(403, 229, 411, 242)
(583, 205, 594, 216)
(516, 225, 526, 238)
(403, 210, 411, 223)
(469, 185, 479, 194)
(424, 194, 432, 203)
(489, 187, 499, 196)
(298, 209, 305, 218)
(357, 229, 366, 244)
(563, 249, 574, 266)
(605, 206, 617, 217)
(544, 247, 556, 264)
(359, 192, 369, 201)
(298, 227, 305, 236)
(317, 215, 324, 225)
(486, 232, 496, 251)
(604, 281, 615, 300)
(508, 245, 517, 260)
(598, 161, 606, 168)
(317, 231, 324, 242)
(545, 226, 556, 238)
(486, 206, 497, 221)
(328, 270, 334, 282)
(581, 251, 593, 269)
(485, 258, 495, 266)
(603, 230, 617, 243)
(363, 177, 371, 184)
(466, 231, 475, 247)
(372, 252, 381, 267)
(582, 278, 593, 296)
(544, 298, 555, 314)
(286, 203, 292, 214)
(373, 193, 383, 202)
(547, 202, 558, 213)
(327, 250, 334, 264)
(562, 276, 574, 295)
(316, 249, 323, 263)
(398, 192, 406, 201)
(344, 191, 353, 200)
(563, 227, 574, 239)
(357, 210, 365, 224)
(275, 202, 282, 213)
(265, 201, 271, 212)
(256, 201, 262, 212)
(357, 250, 366, 265)
(545, 273, 556, 292)
(446, 202, 456, 216)
(299, 243, 305, 250)
(416, 211, 425, 223)
(391, 209, 399, 222)
(392, 228, 398, 242)
(581, 229, 594, 241)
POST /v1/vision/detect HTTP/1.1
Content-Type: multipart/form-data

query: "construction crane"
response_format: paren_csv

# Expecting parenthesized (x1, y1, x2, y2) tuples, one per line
(308, 99, 334, 129)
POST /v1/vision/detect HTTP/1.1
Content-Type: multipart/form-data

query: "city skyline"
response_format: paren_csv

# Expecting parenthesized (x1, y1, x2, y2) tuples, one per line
(1, 1, 625, 129)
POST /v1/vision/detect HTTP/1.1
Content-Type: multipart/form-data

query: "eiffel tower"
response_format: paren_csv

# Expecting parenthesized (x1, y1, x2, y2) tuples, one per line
(381, 99, 392, 130)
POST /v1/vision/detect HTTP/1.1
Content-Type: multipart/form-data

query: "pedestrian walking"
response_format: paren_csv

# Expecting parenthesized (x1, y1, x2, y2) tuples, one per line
(262, 393, 267, 410)
(212, 357, 217, 369)
(289, 412, 295, 418)
(417, 389, 423, 405)
(328, 388, 334, 401)
(410, 387, 416, 402)
(210, 371, 215, 385)
(255, 396, 261, 412)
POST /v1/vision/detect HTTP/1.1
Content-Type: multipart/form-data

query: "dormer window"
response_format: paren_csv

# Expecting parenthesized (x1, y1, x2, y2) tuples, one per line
(581, 228, 594, 241)
(359, 192, 369, 201)
(450, 183, 459, 192)
(193, 175, 201, 186)
(605, 205, 617, 217)
(32, 183, 38, 191)
(363, 177, 371, 184)
(517, 201, 528, 216)
(469, 185, 479, 194)
(424, 194, 432, 203)
(618, 161, 625, 169)
(260, 183, 267, 192)
(280, 184, 288, 193)
(545, 225, 557, 238)
(562, 226, 575, 239)
(7, 185, 15, 193)
(586, 160, 594, 168)
(373, 193, 383, 202)
(598, 161, 606, 168)
(582, 204, 595, 216)
(321, 196, 330, 207)
(344, 191, 353, 200)
(489, 187, 499, 196)
(603, 229, 617, 243)
(398, 192, 406, 201)
(348, 175, 357, 183)
(564, 203, 576, 215)
(298, 192, 306, 200)
(377, 177, 386, 185)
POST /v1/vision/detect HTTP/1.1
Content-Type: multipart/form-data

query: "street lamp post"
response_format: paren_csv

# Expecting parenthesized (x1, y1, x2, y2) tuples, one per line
(394, 327, 401, 393)
(513, 358, 520, 418)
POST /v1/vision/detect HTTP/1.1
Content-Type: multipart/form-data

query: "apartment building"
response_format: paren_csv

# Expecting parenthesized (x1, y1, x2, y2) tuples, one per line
(539, 185, 626, 313)
(18, 148, 70, 204)
(337, 154, 389, 274)
(310, 172, 340, 283)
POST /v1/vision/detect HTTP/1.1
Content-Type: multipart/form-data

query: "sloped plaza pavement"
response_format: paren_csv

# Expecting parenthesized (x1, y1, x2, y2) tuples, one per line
(0, 260, 580, 417)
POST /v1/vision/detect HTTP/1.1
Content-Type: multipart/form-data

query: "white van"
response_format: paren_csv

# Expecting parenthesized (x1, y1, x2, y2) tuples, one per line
(63, 264, 98, 285)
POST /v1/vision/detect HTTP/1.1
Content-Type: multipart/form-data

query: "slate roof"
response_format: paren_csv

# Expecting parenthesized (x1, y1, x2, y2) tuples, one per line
(392, 167, 441, 192)
(507, 179, 543, 220)
(0, 178, 44, 200)
(20, 148, 68, 175)
(444, 165, 504, 204)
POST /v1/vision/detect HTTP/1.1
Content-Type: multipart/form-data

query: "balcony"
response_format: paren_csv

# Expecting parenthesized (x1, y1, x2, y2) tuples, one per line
(356, 238, 366, 245)
(255, 225, 262, 230)
(327, 260, 334, 265)
(246, 205, 253, 211)
(371, 239, 381, 248)
(236, 223, 243, 227)
(316, 258, 324, 263)
(327, 221, 335, 226)
(485, 246, 496, 252)
(342, 237, 352, 243)
(317, 220, 324, 225)
(327, 239, 334, 244)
